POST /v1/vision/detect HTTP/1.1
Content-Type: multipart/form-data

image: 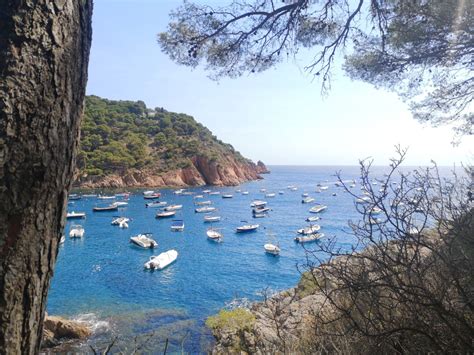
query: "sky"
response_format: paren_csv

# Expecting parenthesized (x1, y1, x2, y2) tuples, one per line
(86, 0, 473, 166)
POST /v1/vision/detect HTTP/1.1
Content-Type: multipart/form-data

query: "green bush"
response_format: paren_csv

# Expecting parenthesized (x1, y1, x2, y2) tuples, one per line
(205, 308, 255, 333)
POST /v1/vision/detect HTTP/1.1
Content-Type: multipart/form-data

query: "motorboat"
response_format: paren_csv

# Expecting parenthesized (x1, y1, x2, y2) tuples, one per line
(356, 196, 371, 204)
(370, 207, 383, 215)
(174, 189, 185, 195)
(66, 211, 86, 219)
(253, 213, 267, 218)
(264, 243, 280, 255)
(278, 191, 284, 195)
(146, 201, 167, 208)
(130, 233, 157, 249)
(301, 193, 309, 197)
(195, 200, 212, 206)
(111, 217, 129, 228)
(302, 197, 315, 204)
(306, 216, 320, 222)
(115, 192, 130, 198)
(194, 195, 204, 199)
(97, 195, 115, 200)
(295, 233, 324, 243)
(309, 205, 327, 213)
(204, 215, 221, 222)
(242, 191, 249, 195)
(236, 224, 259, 233)
(68, 194, 81, 201)
(112, 201, 128, 207)
(143, 190, 155, 195)
(320, 186, 329, 191)
(260, 188, 267, 192)
(144, 250, 178, 270)
(209, 191, 221, 195)
(332, 193, 337, 196)
(250, 200, 267, 208)
(297, 224, 321, 235)
(69, 224, 84, 238)
(195, 206, 216, 213)
(290, 187, 298, 191)
(203, 189, 211, 194)
(265, 193, 276, 198)
(144, 193, 161, 200)
(222, 194, 233, 199)
(171, 219, 185, 232)
(93, 204, 119, 212)
(207, 228, 223, 242)
(253, 207, 270, 214)
(164, 204, 183, 211)
(156, 211, 176, 218)
(82, 194, 97, 198)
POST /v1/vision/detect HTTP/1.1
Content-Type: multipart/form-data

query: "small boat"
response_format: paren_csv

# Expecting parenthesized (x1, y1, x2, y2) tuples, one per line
(164, 204, 183, 211)
(82, 194, 97, 198)
(171, 219, 185, 232)
(356, 196, 371, 204)
(265, 193, 276, 198)
(302, 193, 309, 197)
(209, 191, 221, 195)
(370, 207, 383, 215)
(144, 250, 178, 270)
(250, 200, 267, 208)
(97, 195, 115, 200)
(182, 191, 194, 196)
(287, 185, 295, 190)
(302, 197, 315, 204)
(242, 191, 249, 195)
(290, 187, 298, 191)
(320, 186, 329, 191)
(332, 193, 337, 197)
(112, 201, 128, 207)
(111, 217, 130, 228)
(68, 194, 82, 201)
(253, 207, 270, 214)
(93, 204, 119, 212)
(222, 194, 233, 199)
(204, 215, 221, 222)
(350, 184, 356, 188)
(115, 192, 130, 198)
(236, 224, 259, 233)
(130, 233, 157, 249)
(194, 195, 204, 199)
(207, 228, 223, 242)
(195, 200, 212, 206)
(156, 211, 176, 218)
(369, 218, 383, 225)
(253, 213, 267, 218)
(69, 224, 84, 238)
(195, 206, 216, 213)
(306, 216, 320, 222)
(146, 201, 167, 208)
(66, 211, 86, 219)
(264, 243, 280, 255)
(202, 189, 211, 194)
(59, 235, 66, 244)
(143, 190, 155, 195)
(260, 188, 267, 192)
(174, 189, 185, 195)
(278, 191, 284, 195)
(297, 224, 321, 235)
(309, 205, 327, 213)
(295, 233, 324, 243)
(144, 193, 161, 200)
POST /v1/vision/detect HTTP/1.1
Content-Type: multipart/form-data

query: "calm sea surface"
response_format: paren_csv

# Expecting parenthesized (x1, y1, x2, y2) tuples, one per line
(47, 165, 451, 352)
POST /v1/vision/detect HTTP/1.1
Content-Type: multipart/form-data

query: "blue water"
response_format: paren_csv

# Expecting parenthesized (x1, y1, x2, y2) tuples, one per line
(46, 165, 409, 350)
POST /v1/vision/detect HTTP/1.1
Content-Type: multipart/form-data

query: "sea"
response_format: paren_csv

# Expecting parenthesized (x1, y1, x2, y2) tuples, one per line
(47, 165, 453, 352)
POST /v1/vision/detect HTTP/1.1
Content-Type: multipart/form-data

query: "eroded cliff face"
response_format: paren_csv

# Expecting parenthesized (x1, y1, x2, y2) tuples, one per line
(74, 155, 264, 188)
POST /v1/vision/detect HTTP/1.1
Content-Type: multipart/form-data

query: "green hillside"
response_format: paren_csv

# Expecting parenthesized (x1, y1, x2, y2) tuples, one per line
(77, 95, 249, 177)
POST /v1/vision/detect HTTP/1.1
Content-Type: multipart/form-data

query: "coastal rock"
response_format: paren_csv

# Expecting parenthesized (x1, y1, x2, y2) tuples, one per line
(256, 160, 270, 174)
(42, 315, 92, 347)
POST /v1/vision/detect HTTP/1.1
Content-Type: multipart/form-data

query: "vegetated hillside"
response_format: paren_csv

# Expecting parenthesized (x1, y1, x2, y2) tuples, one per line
(74, 95, 268, 188)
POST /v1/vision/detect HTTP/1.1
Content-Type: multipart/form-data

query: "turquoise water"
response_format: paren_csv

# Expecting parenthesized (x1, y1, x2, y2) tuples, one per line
(47, 165, 390, 351)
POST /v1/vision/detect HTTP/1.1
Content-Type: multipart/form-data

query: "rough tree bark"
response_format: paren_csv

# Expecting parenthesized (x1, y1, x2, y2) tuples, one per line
(0, 1, 93, 354)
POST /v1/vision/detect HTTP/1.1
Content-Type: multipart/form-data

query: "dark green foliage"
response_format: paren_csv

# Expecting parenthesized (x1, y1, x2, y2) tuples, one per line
(79, 95, 248, 176)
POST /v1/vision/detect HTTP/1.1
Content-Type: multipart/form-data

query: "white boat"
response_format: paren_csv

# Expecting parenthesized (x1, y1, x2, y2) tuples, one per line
(130, 233, 157, 249)
(306, 216, 320, 222)
(174, 189, 185, 195)
(202, 189, 211, 194)
(195, 200, 212, 206)
(209, 191, 221, 195)
(164, 204, 182, 211)
(309, 205, 327, 213)
(195, 206, 216, 213)
(143, 190, 155, 196)
(253, 207, 270, 214)
(97, 195, 116, 200)
(82, 194, 97, 198)
(144, 250, 178, 270)
(66, 211, 86, 219)
(302, 197, 315, 204)
(112, 201, 128, 207)
(236, 224, 259, 233)
(260, 188, 267, 192)
(222, 194, 233, 199)
(350, 184, 356, 188)
(194, 195, 204, 199)
(242, 191, 249, 195)
(356, 196, 371, 204)
(297, 224, 321, 235)
(264, 243, 280, 255)
(204, 215, 221, 222)
(250, 200, 267, 208)
(115, 192, 130, 198)
(59, 235, 66, 244)
(253, 213, 267, 218)
(146, 201, 167, 208)
(302, 193, 309, 197)
(69, 224, 84, 238)
(207, 228, 223, 242)
(290, 187, 298, 191)
(332, 193, 337, 196)
(171, 219, 185, 232)
(295, 233, 324, 243)
(144, 193, 161, 200)
(111, 217, 130, 228)
(265, 193, 276, 198)
(320, 186, 329, 191)
(370, 207, 383, 215)
(156, 211, 176, 218)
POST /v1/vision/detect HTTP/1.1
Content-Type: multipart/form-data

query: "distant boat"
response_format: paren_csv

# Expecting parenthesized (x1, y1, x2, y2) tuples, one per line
(115, 192, 130, 198)
(156, 211, 176, 218)
(297, 224, 321, 235)
(295, 233, 324, 243)
(265, 193, 276, 198)
(290, 187, 298, 191)
(202, 189, 211, 194)
(253, 207, 270, 214)
(242, 191, 249, 195)
(278, 191, 284, 195)
(253, 213, 267, 218)
(306, 216, 320, 222)
(59, 235, 66, 244)
(69, 224, 84, 238)
(302, 193, 309, 197)
(195, 200, 212, 206)
(370, 207, 383, 215)
(236, 223, 259, 233)
(97, 195, 115, 200)
(143, 190, 155, 195)
(264, 231, 280, 256)
(250, 200, 267, 208)
(66, 211, 86, 219)
(93, 204, 118, 212)
(222, 194, 233, 199)
(320, 186, 329, 191)
(171, 219, 185, 232)
(144, 193, 161, 200)
(356, 196, 371, 204)
(68, 194, 81, 201)
(174, 189, 185, 195)
(309, 205, 327, 213)
(82, 194, 97, 198)
(144, 250, 178, 270)
(260, 188, 267, 192)
(302, 197, 315, 204)
(194, 195, 204, 199)
(130, 233, 157, 249)
(146, 201, 167, 208)
(164, 204, 182, 211)
(111, 217, 129, 228)
(204, 215, 221, 222)
(315, 189, 321, 193)
(332, 193, 337, 196)
(207, 228, 223, 242)
(112, 201, 128, 207)
(195, 206, 216, 213)
(209, 191, 221, 195)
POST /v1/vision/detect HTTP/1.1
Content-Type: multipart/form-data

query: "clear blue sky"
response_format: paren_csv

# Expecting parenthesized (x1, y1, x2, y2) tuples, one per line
(87, 0, 473, 166)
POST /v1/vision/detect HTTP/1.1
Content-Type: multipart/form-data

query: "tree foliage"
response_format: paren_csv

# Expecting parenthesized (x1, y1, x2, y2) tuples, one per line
(159, 0, 473, 136)
(79, 95, 248, 176)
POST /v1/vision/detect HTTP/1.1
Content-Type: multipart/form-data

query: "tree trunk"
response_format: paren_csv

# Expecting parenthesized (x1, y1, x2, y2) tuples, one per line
(0, 1, 93, 353)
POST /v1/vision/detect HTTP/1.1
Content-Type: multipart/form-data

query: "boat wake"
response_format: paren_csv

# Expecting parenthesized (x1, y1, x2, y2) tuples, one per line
(72, 313, 111, 334)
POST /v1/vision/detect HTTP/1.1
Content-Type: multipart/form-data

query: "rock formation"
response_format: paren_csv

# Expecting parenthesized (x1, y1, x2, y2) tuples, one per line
(42, 314, 92, 349)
